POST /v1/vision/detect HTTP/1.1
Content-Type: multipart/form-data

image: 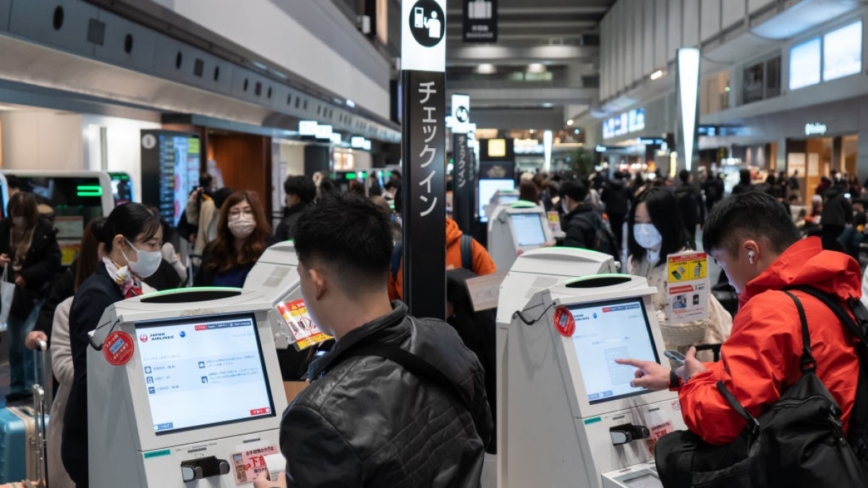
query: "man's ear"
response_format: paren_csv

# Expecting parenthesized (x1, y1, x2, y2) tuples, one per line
(308, 267, 327, 301)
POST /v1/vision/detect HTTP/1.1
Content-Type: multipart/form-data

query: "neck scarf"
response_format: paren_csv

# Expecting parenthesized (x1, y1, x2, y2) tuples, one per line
(103, 257, 142, 299)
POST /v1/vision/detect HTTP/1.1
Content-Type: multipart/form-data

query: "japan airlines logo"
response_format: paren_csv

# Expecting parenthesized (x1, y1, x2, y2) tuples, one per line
(139, 334, 149, 343)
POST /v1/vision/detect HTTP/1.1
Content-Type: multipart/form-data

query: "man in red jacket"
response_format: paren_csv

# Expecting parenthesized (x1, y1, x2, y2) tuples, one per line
(618, 191, 860, 445)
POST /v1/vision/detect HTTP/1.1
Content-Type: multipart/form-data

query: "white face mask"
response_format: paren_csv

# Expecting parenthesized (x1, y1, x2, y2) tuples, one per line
(228, 215, 256, 240)
(633, 223, 663, 251)
(122, 239, 162, 278)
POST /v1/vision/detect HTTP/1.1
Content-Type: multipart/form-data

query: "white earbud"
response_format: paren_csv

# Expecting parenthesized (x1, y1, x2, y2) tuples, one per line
(748, 250, 756, 264)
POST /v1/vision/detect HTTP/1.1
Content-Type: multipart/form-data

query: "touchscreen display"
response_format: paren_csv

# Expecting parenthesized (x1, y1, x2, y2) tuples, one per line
(511, 213, 547, 247)
(136, 314, 275, 435)
(478, 179, 515, 222)
(569, 298, 658, 404)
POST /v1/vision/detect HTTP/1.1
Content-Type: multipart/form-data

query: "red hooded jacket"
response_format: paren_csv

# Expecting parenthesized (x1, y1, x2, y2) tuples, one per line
(679, 237, 861, 445)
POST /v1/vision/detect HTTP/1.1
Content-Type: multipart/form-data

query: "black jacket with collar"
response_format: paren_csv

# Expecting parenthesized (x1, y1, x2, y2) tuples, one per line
(274, 203, 310, 242)
(61, 263, 124, 487)
(560, 203, 602, 249)
(0, 218, 61, 319)
(280, 302, 493, 488)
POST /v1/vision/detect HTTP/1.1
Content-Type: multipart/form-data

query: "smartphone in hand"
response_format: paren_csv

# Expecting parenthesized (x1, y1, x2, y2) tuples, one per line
(664, 350, 686, 366)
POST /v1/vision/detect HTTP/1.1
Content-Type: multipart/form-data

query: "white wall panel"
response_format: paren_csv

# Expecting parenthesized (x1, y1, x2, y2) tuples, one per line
(82, 115, 160, 201)
(644, 0, 655, 75)
(748, 0, 774, 14)
(601, 15, 609, 99)
(633, 0, 644, 81)
(722, 0, 746, 29)
(683, 0, 700, 47)
(668, 0, 683, 61)
(701, 0, 720, 41)
(625, 1, 634, 85)
(0, 112, 83, 171)
(619, 2, 627, 91)
(655, 0, 668, 67)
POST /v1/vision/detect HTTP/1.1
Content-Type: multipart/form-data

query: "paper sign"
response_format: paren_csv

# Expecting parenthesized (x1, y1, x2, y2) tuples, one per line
(231, 444, 278, 485)
(58, 240, 81, 266)
(55, 216, 84, 240)
(546, 211, 562, 235)
(465, 271, 507, 311)
(666, 252, 709, 324)
(103, 331, 134, 366)
(275, 300, 333, 351)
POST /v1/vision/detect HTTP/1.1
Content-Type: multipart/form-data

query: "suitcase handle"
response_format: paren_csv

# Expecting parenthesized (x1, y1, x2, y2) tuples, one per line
(31, 339, 49, 487)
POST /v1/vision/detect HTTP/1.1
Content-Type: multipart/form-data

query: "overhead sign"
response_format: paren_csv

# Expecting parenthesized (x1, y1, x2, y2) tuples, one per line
(463, 0, 497, 43)
(602, 108, 645, 140)
(451, 94, 471, 134)
(330, 133, 342, 144)
(401, 0, 446, 72)
(351, 136, 366, 148)
(315, 124, 333, 140)
(299, 120, 318, 137)
(805, 123, 828, 136)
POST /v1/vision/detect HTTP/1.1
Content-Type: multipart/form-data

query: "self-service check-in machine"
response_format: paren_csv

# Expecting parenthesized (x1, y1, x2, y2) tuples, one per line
(243, 241, 301, 349)
(497, 257, 686, 488)
(484, 188, 520, 221)
(88, 288, 288, 487)
(488, 202, 553, 271)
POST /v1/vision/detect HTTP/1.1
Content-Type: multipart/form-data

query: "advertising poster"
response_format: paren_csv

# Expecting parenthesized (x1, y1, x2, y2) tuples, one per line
(275, 300, 332, 351)
(232, 444, 278, 485)
(666, 251, 710, 324)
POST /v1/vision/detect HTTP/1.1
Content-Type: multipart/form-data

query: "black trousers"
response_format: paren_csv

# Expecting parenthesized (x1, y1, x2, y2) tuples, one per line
(609, 213, 626, 250)
(821, 224, 845, 252)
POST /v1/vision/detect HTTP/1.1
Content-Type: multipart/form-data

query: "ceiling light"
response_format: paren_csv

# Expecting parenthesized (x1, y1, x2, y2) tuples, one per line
(527, 63, 547, 74)
(725, 86, 731, 92)
(542, 103, 553, 108)
(574, 129, 580, 134)
(529, 129, 536, 134)
(650, 70, 665, 80)
(567, 119, 574, 126)
(477, 63, 496, 74)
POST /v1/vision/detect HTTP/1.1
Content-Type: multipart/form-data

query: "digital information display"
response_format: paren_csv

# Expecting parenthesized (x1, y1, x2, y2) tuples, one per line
(511, 213, 547, 247)
(158, 135, 200, 226)
(136, 314, 275, 435)
(478, 179, 515, 222)
(790, 37, 821, 90)
(824, 21, 862, 82)
(569, 299, 658, 405)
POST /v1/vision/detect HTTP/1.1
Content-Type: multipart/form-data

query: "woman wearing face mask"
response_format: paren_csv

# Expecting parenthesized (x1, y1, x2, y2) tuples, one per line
(61, 203, 162, 488)
(627, 189, 732, 359)
(0, 191, 61, 404)
(195, 191, 273, 288)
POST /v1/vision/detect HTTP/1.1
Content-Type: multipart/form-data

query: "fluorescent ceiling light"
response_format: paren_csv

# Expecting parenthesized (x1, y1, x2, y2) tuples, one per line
(477, 63, 496, 74)
(650, 70, 664, 80)
(677, 48, 700, 171)
(346, 99, 356, 108)
(527, 63, 547, 74)
(542, 103, 553, 108)
(567, 119, 574, 126)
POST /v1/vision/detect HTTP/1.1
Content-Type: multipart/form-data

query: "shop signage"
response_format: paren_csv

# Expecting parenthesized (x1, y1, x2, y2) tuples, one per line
(401, 0, 447, 319)
(451, 94, 471, 134)
(299, 121, 318, 137)
(351, 136, 366, 148)
(463, 0, 497, 43)
(602, 108, 645, 140)
(805, 123, 828, 136)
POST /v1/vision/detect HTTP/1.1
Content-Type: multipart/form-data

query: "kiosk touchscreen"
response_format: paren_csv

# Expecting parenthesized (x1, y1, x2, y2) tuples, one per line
(479, 180, 517, 222)
(488, 202, 553, 271)
(497, 274, 685, 488)
(88, 288, 287, 488)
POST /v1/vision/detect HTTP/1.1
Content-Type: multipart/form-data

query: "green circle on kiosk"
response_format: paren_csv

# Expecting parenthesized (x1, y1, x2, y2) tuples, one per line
(104, 330, 135, 366)
(554, 306, 575, 337)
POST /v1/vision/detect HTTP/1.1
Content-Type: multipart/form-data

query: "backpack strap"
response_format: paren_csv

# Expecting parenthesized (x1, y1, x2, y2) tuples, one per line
(782, 290, 817, 373)
(390, 242, 404, 280)
(785, 285, 867, 343)
(460, 234, 474, 272)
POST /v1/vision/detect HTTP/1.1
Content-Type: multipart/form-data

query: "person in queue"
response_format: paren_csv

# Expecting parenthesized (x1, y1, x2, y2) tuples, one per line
(275, 175, 316, 242)
(195, 191, 273, 288)
(616, 191, 859, 446)
(627, 188, 732, 357)
(518, 180, 540, 205)
(557, 179, 603, 249)
(47, 218, 106, 488)
(2, 191, 61, 403)
(62, 204, 163, 488)
(253, 193, 492, 488)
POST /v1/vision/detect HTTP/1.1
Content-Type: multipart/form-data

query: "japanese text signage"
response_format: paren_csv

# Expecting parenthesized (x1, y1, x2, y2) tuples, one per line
(463, 0, 497, 43)
(666, 251, 710, 324)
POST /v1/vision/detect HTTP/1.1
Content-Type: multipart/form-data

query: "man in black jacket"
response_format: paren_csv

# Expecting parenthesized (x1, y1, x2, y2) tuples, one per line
(601, 171, 630, 251)
(820, 185, 853, 251)
(274, 175, 316, 242)
(675, 169, 699, 244)
(255, 193, 493, 488)
(558, 179, 602, 250)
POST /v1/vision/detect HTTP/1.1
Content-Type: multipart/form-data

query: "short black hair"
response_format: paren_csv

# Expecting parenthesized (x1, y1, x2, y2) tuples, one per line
(703, 192, 800, 257)
(294, 193, 394, 296)
(679, 170, 691, 184)
(97, 203, 161, 253)
(283, 175, 316, 204)
(558, 179, 588, 202)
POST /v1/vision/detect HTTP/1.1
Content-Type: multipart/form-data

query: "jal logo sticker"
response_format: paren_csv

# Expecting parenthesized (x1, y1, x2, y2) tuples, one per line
(410, 0, 445, 47)
(139, 334, 148, 343)
(104, 331, 135, 366)
(553, 306, 575, 337)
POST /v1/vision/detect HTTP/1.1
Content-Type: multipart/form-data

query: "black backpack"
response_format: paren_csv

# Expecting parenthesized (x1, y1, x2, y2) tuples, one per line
(655, 287, 868, 487)
(390, 234, 474, 280)
(572, 212, 621, 262)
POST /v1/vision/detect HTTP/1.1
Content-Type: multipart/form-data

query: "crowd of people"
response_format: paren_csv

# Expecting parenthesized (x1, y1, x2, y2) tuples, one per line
(5, 162, 868, 487)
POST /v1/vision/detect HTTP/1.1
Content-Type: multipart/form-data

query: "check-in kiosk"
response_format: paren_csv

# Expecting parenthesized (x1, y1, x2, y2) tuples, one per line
(488, 202, 553, 271)
(497, 268, 685, 488)
(483, 188, 520, 221)
(88, 288, 287, 488)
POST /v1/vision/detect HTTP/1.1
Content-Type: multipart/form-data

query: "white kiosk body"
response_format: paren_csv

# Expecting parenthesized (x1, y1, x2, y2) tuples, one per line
(243, 241, 302, 349)
(488, 202, 553, 272)
(498, 272, 686, 488)
(483, 188, 520, 221)
(88, 288, 288, 488)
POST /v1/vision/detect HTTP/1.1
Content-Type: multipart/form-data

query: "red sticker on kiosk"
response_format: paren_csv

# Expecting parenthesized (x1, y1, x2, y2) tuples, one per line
(103, 331, 135, 366)
(553, 306, 575, 337)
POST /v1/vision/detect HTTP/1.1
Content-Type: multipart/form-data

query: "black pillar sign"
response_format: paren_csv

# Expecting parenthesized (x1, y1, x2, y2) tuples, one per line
(453, 133, 475, 233)
(463, 0, 497, 43)
(401, 0, 447, 320)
